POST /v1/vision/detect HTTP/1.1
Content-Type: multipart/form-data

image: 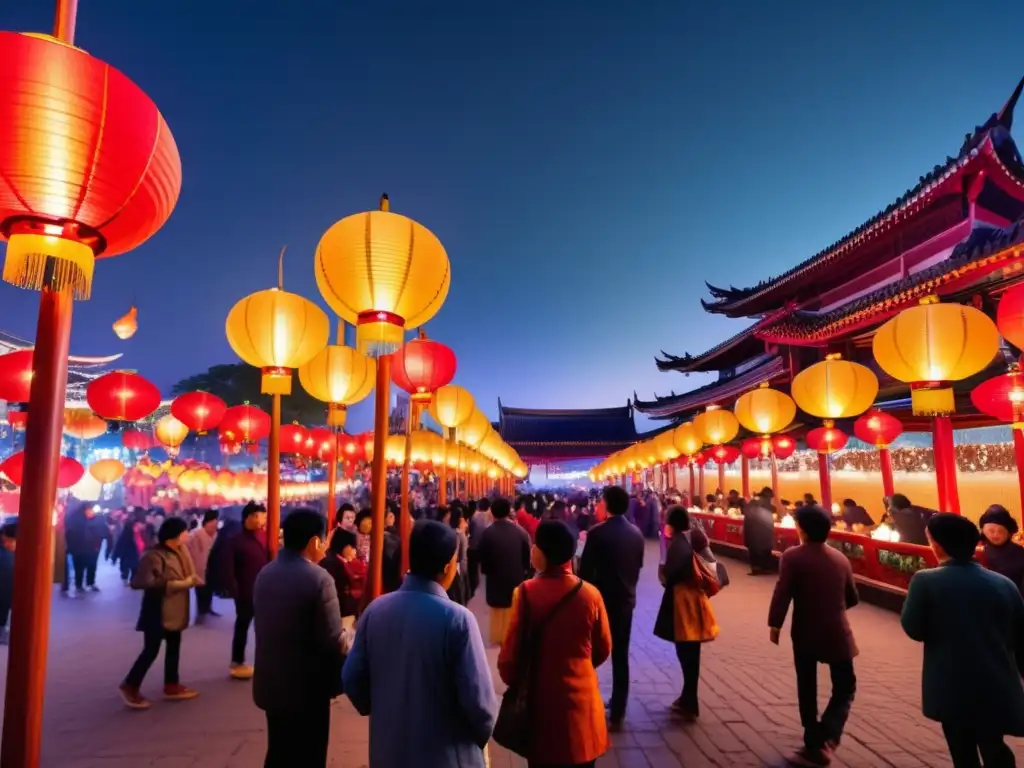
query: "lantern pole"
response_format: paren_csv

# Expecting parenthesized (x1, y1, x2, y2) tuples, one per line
(2, 5, 80, 766)
(740, 456, 750, 500)
(770, 452, 780, 503)
(698, 463, 705, 501)
(326, 407, 339, 531)
(399, 400, 420, 577)
(439, 439, 449, 505)
(932, 415, 961, 513)
(817, 453, 833, 511)
(878, 444, 895, 498)
(717, 460, 726, 497)
(367, 356, 391, 601)
(1013, 428, 1024, 517)
(688, 462, 696, 501)
(449, 427, 459, 503)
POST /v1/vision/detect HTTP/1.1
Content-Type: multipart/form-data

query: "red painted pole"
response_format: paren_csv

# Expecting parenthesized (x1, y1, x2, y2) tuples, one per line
(770, 453, 780, 503)
(267, 393, 281, 559)
(368, 356, 391, 601)
(932, 416, 960, 513)
(717, 461, 726, 497)
(698, 465, 705, 501)
(741, 456, 750, 500)
(879, 446, 895, 498)
(817, 453, 832, 511)
(1014, 429, 1024, 518)
(688, 463, 696, 501)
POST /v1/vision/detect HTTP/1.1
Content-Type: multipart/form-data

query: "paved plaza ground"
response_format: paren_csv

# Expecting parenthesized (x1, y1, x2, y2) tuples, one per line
(1, 541, 1022, 767)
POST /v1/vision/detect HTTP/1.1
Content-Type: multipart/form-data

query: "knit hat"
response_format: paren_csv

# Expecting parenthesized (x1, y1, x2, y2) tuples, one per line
(979, 505, 1019, 535)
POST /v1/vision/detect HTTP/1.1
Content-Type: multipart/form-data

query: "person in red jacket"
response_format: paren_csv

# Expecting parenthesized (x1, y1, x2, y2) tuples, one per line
(514, 495, 539, 541)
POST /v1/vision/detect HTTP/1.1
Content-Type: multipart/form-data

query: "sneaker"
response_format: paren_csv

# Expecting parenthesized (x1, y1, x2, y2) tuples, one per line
(229, 663, 254, 680)
(669, 697, 699, 721)
(787, 747, 832, 767)
(118, 684, 151, 710)
(163, 684, 198, 701)
(88, 585, 100, 592)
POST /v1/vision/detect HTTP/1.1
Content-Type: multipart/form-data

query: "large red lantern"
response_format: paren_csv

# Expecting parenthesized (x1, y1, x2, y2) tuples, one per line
(740, 437, 768, 460)
(806, 426, 848, 511)
(771, 435, 797, 460)
(0, 350, 34, 403)
(171, 392, 227, 434)
(280, 423, 309, 455)
(973, 368, 1024, 515)
(308, 428, 337, 460)
(710, 444, 740, 464)
(391, 334, 457, 402)
(122, 429, 154, 451)
(86, 371, 161, 422)
(998, 285, 1024, 350)
(220, 404, 271, 443)
(0, 452, 83, 489)
(853, 409, 904, 448)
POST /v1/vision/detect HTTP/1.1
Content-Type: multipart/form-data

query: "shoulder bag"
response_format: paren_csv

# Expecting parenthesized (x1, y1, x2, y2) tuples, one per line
(493, 578, 584, 756)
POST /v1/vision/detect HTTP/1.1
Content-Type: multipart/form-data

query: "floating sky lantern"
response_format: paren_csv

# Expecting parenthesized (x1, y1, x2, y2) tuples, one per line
(112, 306, 139, 340)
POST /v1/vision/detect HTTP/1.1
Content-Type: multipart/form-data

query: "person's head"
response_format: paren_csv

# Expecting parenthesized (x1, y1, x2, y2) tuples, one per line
(491, 498, 512, 520)
(664, 505, 691, 537)
(842, 498, 856, 510)
(476, 497, 491, 514)
(926, 513, 980, 562)
(242, 501, 267, 531)
(408, 519, 459, 589)
(705, 494, 716, 505)
(201, 508, 219, 534)
(803, 493, 816, 505)
(0, 521, 16, 552)
(979, 504, 1019, 547)
(384, 508, 396, 529)
(602, 486, 629, 517)
(355, 509, 372, 534)
(758, 486, 774, 501)
(794, 500, 805, 509)
(437, 505, 451, 525)
(283, 509, 326, 562)
(795, 506, 832, 544)
(549, 500, 568, 521)
(532, 519, 576, 572)
(449, 506, 467, 533)
(158, 517, 189, 549)
(329, 528, 358, 560)
(338, 503, 356, 529)
(889, 493, 912, 511)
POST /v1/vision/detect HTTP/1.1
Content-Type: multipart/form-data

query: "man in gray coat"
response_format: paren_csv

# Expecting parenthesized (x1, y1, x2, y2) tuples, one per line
(253, 510, 343, 767)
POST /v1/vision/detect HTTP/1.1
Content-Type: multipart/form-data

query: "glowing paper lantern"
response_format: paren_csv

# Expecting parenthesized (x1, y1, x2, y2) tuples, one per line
(112, 306, 139, 340)
(314, 195, 451, 356)
(772, 435, 797, 460)
(733, 383, 796, 435)
(655, 429, 680, 461)
(710, 444, 740, 465)
(154, 415, 188, 452)
(998, 284, 1024, 350)
(853, 409, 904, 448)
(873, 297, 999, 415)
(122, 429, 153, 451)
(458, 408, 492, 449)
(89, 458, 126, 485)
(791, 355, 879, 421)
(806, 426, 849, 455)
(298, 343, 375, 427)
(0, 350, 34, 402)
(429, 385, 475, 429)
(0, 452, 83, 489)
(171, 391, 227, 434)
(385, 435, 407, 465)
(86, 371, 162, 422)
(69, 472, 101, 502)
(62, 408, 107, 440)
(693, 406, 739, 446)
(972, 370, 1024, 426)
(672, 422, 703, 457)
(307, 428, 337, 460)
(225, 288, 330, 395)
(280, 423, 310, 455)
(741, 437, 770, 460)
(0, 31, 181, 300)
(391, 335, 457, 402)
(219, 404, 271, 443)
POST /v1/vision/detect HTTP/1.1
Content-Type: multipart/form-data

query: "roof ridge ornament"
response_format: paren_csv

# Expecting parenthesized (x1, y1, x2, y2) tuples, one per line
(997, 74, 1024, 131)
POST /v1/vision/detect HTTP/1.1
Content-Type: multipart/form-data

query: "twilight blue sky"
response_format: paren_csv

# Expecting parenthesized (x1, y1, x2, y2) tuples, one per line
(2, 1, 1023, 433)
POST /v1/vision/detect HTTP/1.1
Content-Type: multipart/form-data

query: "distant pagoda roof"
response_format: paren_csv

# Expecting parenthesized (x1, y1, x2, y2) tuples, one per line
(0, 329, 122, 406)
(700, 75, 1024, 319)
(498, 401, 640, 461)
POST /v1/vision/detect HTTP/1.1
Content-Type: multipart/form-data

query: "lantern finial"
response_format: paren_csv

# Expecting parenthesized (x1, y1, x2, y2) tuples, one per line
(380, 194, 390, 212)
(277, 246, 287, 290)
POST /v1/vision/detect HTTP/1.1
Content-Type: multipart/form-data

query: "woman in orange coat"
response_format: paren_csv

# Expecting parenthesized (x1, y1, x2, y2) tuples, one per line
(498, 519, 612, 768)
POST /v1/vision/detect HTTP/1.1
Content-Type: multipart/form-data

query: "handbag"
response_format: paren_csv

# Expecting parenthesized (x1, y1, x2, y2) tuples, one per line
(493, 578, 584, 756)
(692, 551, 722, 597)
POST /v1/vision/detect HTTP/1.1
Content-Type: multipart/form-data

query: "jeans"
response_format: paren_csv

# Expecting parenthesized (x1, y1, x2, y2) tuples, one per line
(675, 641, 702, 714)
(606, 602, 634, 719)
(232, 599, 254, 664)
(124, 629, 181, 688)
(942, 722, 1016, 768)
(265, 703, 331, 767)
(195, 585, 214, 616)
(794, 655, 856, 751)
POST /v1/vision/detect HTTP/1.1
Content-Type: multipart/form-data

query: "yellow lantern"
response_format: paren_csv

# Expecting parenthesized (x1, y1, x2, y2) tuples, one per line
(733, 382, 796, 435)
(673, 422, 703, 457)
(89, 458, 126, 485)
(226, 286, 330, 395)
(298, 340, 376, 426)
(430, 434, 448, 467)
(694, 406, 739, 446)
(430, 385, 475, 429)
(458, 409, 492, 449)
(479, 429, 504, 461)
(62, 408, 107, 440)
(385, 435, 407, 465)
(155, 414, 188, 451)
(791, 354, 879, 421)
(655, 429, 680, 461)
(873, 297, 1000, 415)
(314, 195, 450, 357)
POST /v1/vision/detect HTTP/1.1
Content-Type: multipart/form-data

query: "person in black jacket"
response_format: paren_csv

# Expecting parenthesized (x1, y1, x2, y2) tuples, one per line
(225, 502, 270, 680)
(579, 485, 645, 725)
(0, 521, 16, 644)
(477, 497, 531, 645)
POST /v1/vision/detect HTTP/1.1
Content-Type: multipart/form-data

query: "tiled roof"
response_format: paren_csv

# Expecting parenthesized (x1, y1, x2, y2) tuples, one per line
(499, 403, 638, 445)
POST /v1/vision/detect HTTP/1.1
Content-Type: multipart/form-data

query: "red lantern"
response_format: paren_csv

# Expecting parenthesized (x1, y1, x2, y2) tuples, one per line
(692, 451, 708, 467)
(0, 452, 83, 489)
(220, 404, 271, 443)
(740, 436, 772, 459)
(122, 429, 153, 451)
(7, 411, 27, 432)
(772, 435, 797, 459)
(972, 372, 1024, 425)
(390, 335, 457, 402)
(806, 426, 849, 455)
(171, 392, 227, 434)
(308, 428, 337, 460)
(0, 350, 34, 403)
(340, 433, 364, 462)
(853, 409, 904, 447)
(998, 285, 1024, 350)
(710, 444, 740, 465)
(280, 423, 309, 455)
(86, 371, 161, 422)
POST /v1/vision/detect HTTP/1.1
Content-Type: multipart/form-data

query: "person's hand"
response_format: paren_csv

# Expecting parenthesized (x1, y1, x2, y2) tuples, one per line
(769, 627, 781, 646)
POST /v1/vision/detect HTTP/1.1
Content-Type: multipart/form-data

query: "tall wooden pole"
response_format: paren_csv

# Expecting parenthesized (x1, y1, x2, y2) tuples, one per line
(817, 453, 832, 511)
(932, 415, 960, 513)
(400, 401, 420, 576)
(741, 456, 750, 500)
(2, 5, 78, 765)
(879, 446, 895, 498)
(266, 393, 281, 558)
(326, 409, 339, 530)
(367, 357, 391, 600)
(449, 427, 459, 504)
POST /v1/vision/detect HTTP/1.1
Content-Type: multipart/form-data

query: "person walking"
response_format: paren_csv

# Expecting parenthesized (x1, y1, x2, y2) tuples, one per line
(498, 519, 612, 768)
(653, 505, 718, 722)
(743, 487, 776, 574)
(224, 502, 269, 680)
(578, 485, 644, 725)
(768, 506, 860, 767)
(902, 513, 1024, 768)
(118, 517, 200, 709)
(343, 519, 496, 767)
(467, 498, 489, 599)
(254, 509, 344, 768)
(112, 513, 146, 586)
(186, 509, 220, 622)
(0, 521, 16, 645)
(478, 497, 532, 645)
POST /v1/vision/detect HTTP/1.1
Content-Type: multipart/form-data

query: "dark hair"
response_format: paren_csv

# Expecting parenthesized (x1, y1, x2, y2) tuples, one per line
(0, 521, 16, 539)
(449, 507, 465, 531)
(437, 506, 451, 523)
(158, 517, 188, 544)
(795, 506, 832, 543)
(665, 505, 690, 532)
(477, 497, 491, 512)
(549, 500, 568, 520)
(491, 498, 511, 519)
(328, 527, 357, 556)
(241, 501, 266, 521)
(409, 520, 458, 579)
(535, 520, 576, 567)
(338, 502, 355, 515)
(355, 509, 372, 529)
(283, 509, 325, 552)
(759, 487, 774, 499)
(202, 509, 219, 525)
(705, 494, 716, 504)
(890, 493, 911, 511)
(979, 504, 1019, 535)
(602, 486, 629, 516)
(842, 498, 856, 508)
(927, 513, 980, 562)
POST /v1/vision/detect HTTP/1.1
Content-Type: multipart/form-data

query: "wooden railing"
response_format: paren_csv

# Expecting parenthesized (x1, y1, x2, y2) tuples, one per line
(689, 512, 939, 593)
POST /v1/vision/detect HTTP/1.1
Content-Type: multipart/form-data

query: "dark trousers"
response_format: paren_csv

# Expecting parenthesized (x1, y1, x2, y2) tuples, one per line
(232, 599, 254, 664)
(195, 585, 214, 616)
(942, 722, 1016, 768)
(264, 703, 330, 767)
(675, 641, 702, 714)
(119, 561, 136, 582)
(69, 552, 96, 590)
(529, 762, 596, 768)
(606, 602, 634, 719)
(794, 655, 856, 751)
(749, 548, 774, 573)
(124, 628, 181, 688)
(467, 548, 481, 598)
